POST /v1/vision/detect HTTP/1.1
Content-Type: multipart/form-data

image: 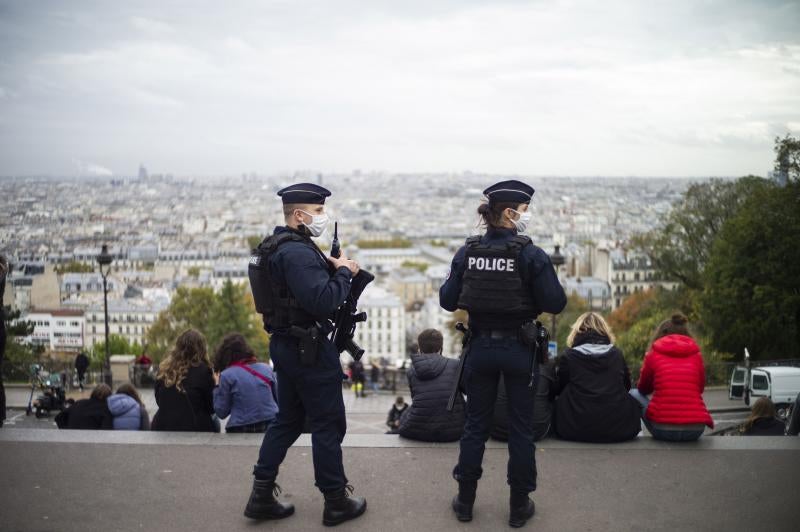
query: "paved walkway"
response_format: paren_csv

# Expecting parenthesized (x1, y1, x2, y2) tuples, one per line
(0, 430, 798, 531)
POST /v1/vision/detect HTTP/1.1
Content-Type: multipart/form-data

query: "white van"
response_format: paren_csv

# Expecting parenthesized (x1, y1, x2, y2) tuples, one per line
(729, 365, 800, 419)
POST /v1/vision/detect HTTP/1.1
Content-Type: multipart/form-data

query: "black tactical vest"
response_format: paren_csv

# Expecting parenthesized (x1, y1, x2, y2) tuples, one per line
(457, 234, 538, 328)
(248, 231, 317, 331)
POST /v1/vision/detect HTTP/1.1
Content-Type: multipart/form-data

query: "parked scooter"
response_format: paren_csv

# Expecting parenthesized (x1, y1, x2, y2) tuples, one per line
(25, 364, 67, 418)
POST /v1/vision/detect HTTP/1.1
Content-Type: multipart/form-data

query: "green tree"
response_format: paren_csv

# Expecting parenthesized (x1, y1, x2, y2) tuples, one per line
(2, 309, 43, 380)
(400, 260, 429, 273)
(699, 179, 800, 359)
(542, 293, 588, 352)
(356, 238, 413, 249)
(774, 133, 800, 183)
(187, 266, 200, 278)
(633, 177, 771, 291)
(54, 261, 94, 274)
(207, 280, 260, 350)
(89, 334, 143, 370)
(247, 235, 263, 251)
(145, 283, 269, 362)
(146, 286, 217, 359)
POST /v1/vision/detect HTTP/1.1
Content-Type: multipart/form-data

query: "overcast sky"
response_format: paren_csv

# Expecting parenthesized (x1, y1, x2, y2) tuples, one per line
(1, 0, 798, 177)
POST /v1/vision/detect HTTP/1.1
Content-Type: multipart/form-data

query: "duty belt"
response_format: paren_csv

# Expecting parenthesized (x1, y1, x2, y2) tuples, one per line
(472, 328, 520, 339)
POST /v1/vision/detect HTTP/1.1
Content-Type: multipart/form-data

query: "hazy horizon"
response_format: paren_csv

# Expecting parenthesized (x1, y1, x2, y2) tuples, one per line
(1, 0, 798, 178)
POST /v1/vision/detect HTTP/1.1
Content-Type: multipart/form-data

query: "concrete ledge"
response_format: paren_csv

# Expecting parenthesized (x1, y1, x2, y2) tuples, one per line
(2, 428, 799, 450)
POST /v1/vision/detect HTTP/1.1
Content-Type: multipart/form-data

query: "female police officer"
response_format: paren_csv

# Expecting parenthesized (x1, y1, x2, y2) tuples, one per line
(440, 180, 566, 528)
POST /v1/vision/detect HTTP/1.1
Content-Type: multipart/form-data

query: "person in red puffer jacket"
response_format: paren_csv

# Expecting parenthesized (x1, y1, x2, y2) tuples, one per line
(629, 313, 713, 442)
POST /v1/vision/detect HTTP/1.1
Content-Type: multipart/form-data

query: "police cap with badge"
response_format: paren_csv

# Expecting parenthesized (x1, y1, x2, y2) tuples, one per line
(456, 179, 538, 324)
(277, 183, 331, 204)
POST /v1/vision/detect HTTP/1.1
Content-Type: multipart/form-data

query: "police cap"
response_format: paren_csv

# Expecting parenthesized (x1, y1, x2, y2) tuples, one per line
(483, 180, 535, 205)
(277, 183, 331, 205)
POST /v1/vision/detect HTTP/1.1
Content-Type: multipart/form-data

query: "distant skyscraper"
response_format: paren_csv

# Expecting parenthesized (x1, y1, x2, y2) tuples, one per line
(138, 163, 148, 181)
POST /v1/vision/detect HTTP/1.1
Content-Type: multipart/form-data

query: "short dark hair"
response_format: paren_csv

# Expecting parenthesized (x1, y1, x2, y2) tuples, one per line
(283, 203, 301, 218)
(213, 333, 258, 373)
(91, 383, 112, 401)
(418, 329, 443, 354)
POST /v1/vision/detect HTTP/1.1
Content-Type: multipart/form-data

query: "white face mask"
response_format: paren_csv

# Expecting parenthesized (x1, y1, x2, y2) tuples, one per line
(298, 209, 330, 237)
(508, 209, 532, 233)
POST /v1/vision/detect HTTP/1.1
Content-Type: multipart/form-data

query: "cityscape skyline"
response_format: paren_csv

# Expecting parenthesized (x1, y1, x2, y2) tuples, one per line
(1, 0, 799, 177)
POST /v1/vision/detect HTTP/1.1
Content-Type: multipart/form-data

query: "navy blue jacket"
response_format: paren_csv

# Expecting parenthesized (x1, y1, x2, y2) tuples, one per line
(214, 362, 278, 428)
(440, 227, 567, 317)
(268, 226, 352, 331)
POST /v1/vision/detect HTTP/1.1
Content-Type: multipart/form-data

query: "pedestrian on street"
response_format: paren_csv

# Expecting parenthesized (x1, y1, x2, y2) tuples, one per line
(244, 183, 366, 526)
(74, 351, 89, 392)
(440, 180, 567, 527)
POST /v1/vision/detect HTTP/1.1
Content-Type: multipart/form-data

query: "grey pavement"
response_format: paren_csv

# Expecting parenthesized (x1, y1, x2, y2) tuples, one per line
(0, 430, 798, 532)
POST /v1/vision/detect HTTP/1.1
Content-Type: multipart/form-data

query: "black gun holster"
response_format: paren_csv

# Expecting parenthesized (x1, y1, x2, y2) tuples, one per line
(290, 325, 321, 366)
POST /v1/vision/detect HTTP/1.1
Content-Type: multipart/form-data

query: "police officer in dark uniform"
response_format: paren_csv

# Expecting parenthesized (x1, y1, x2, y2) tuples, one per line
(244, 183, 367, 526)
(440, 180, 566, 528)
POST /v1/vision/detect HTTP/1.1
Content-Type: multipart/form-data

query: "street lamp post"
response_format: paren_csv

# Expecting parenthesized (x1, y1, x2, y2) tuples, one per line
(97, 244, 113, 386)
(550, 245, 565, 337)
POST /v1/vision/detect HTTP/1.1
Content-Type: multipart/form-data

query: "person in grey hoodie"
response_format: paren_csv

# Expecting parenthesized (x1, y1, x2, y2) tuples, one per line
(552, 312, 641, 443)
(398, 329, 466, 442)
(107, 383, 150, 431)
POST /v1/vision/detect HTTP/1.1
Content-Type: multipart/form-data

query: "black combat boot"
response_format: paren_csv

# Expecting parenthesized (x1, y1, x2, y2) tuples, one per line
(322, 485, 367, 526)
(243, 479, 295, 520)
(509, 491, 535, 528)
(452, 481, 477, 522)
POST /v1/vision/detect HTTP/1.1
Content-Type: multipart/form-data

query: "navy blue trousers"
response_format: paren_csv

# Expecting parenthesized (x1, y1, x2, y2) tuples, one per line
(254, 334, 348, 493)
(455, 336, 537, 493)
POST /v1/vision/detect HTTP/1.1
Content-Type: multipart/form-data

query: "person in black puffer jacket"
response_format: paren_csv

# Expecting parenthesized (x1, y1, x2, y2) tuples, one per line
(553, 312, 641, 443)
(399, 329, 466, 442)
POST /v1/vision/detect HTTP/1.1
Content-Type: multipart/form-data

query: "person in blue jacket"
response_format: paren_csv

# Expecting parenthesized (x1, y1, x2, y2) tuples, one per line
(243, 183, 366, 526)
(212, 333, 278, 433)
(107, 383, 149, 430)
(440, 180, 566, 528)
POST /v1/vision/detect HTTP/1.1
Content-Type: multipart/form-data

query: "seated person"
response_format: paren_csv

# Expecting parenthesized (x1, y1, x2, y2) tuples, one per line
(630, 314, 713, 442)
(553, 312, 641, 443)
(386, 396, 408, 434)
(398, 329, 466, 442)
(57, 384, 114, 430)
(742, 397, 786, 436)
(491, 363, 555, 442)
(212, 333, 278, 433)
(108, 383, 150, 430)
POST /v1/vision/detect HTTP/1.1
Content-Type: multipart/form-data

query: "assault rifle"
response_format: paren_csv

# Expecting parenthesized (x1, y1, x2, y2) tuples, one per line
(446, 322, 471, 412)
(330, 222, 375, 361)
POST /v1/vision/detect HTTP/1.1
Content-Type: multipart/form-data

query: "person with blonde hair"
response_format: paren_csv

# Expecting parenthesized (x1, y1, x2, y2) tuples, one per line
(151, 329, 216, 432)
(552, 312, 641, 442)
